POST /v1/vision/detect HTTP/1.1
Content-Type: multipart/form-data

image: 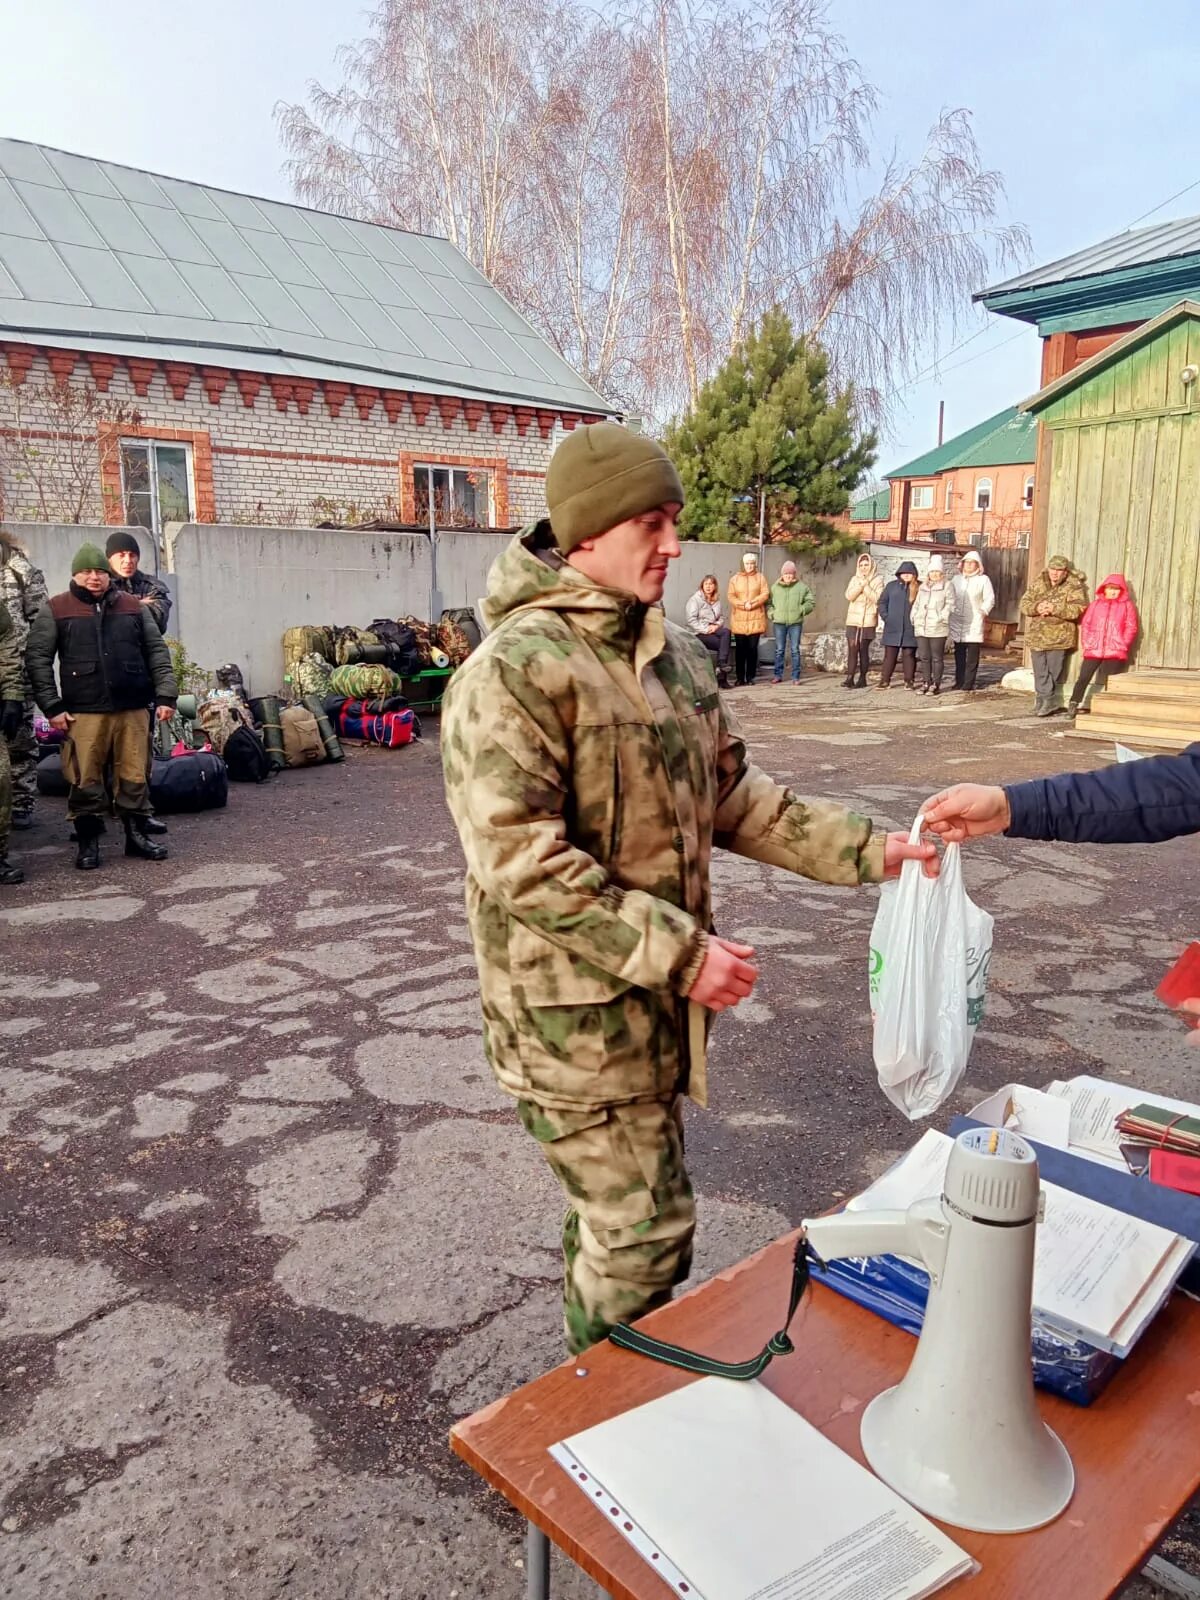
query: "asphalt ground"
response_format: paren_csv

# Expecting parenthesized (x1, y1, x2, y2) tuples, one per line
(0, 662, 1196, 1598)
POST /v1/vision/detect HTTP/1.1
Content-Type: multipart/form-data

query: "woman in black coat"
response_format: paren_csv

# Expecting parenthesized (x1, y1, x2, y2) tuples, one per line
(876, 561, 920, 689)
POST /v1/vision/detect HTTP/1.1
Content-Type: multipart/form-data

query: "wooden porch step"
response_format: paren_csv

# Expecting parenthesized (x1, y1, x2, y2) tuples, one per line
(1069, 721, 1195, 751)
(1084, 697, 1200, 730)
(1101, 671, 1200, 701)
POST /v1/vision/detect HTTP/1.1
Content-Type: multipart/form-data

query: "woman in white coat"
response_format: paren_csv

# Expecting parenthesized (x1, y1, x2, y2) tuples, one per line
(949, 551, 995, 692)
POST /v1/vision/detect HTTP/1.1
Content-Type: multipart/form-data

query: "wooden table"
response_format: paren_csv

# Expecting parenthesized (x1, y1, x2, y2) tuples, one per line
(451, 1229, 1200, 1600)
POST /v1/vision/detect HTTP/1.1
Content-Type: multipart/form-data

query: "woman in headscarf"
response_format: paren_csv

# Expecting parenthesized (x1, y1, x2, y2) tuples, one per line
(843, 551, 883, 689)
(727, 550, 771, 686)
(912, 557, 953, 694)
(949, 550, 995, 693)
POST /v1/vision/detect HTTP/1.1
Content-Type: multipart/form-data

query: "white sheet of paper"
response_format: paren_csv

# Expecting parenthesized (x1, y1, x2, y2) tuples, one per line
(552, 1377, 973, 1600)
(848, 1130, 1188, 1352)
(969, 1083, 1071, 1149)
(1047, 1076, 1200, 1168)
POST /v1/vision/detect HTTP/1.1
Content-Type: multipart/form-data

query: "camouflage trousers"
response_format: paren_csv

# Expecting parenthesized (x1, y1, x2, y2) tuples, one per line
(518, 1095, 696, 1355)
(6, 698, 37, 817)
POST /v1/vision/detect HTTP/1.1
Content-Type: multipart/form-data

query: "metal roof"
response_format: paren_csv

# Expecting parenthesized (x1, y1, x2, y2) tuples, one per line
(849, 486, 890, 522)
(0, 138, 614, 414)
(884, 406, 1037, 481)
(981, 212, 1200, 299)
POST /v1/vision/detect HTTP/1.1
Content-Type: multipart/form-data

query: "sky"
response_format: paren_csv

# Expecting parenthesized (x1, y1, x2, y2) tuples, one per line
(1, 0, 1197, 473)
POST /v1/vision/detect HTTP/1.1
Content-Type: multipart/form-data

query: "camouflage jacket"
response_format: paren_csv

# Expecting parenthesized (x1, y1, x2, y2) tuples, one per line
(441, 525, 886, 1115)
(112, 567, 172, 635)
(0, 545, 49, 655)
(0, 600, 22, 702)
(1020, 569, 1088, 652)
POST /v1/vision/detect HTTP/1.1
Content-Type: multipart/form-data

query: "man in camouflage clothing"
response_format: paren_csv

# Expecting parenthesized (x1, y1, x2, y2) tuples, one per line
(0, 599, 27, 882)
(1020, 555, 1089, 717)
(0, 531, 49, 828)
(441, 422, 935, 1354)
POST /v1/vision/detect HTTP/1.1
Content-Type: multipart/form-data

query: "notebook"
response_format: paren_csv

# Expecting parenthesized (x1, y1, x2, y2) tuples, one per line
(551, 1376, 975, 1600)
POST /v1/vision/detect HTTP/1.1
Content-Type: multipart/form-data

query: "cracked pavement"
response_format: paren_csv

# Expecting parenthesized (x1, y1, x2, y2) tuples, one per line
(1, 670, 1196, 1597)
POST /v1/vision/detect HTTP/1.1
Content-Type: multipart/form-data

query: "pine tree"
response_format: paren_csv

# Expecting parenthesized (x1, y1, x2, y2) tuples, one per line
(664, 309, 877, 556)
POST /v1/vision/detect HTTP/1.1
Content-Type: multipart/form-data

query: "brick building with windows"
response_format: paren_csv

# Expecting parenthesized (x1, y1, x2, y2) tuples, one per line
(0, 139, 614, 540)
(857, 406, 1038, 550)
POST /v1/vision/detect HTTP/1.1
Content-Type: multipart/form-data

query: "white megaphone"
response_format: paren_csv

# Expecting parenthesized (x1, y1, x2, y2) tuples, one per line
(802, 1127, 1074, 1533)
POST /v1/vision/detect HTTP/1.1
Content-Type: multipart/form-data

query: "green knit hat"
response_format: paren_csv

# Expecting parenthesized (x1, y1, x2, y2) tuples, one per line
(1047, 553, 1072, 570)
(71, 542, 109, 576)
(546, 422, 684, 552)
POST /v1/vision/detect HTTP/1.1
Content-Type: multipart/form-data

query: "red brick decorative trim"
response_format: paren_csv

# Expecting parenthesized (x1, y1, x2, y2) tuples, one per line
(97, 422, 216, 526)
(559, 412, 581, 431)
(201, 367, 230, 406)
(410, 394, 434, 427)
(87, 354, 119, 393)
(46, 349, 81, 385)
(436, 396, 462, 429)
(514, 406, 536, 437)
(353, 386, 379, 421)
(3, 345, 35, 384)
(125, 358, 157, 398)
(235, 371, 265, 409)
(164, 363, 195, 401)
(398, 450, 509, 526)
(323, 382, 350, 419)
(536, 409, 556, 439)
(489, 404, 512, 435)
(382, 390, 407, 424)
(292, 379, 317, 416)
(213, 443, 397, 468)
(269, 376, 293, 413)
(463, 400, 487, 433)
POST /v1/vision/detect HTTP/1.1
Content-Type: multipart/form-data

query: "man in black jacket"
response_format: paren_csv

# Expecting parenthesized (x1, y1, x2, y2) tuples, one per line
(25, 543, 178, 870)
(105, 531, 172, 633)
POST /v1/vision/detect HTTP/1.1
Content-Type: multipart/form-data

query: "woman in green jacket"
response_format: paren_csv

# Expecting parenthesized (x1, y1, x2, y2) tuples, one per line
(769, 561, 815, 684)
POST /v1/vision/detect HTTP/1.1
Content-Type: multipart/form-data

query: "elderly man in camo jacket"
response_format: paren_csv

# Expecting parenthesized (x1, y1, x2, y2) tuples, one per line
(441, 422, 935, 1354)
(0, 530, 49, 830)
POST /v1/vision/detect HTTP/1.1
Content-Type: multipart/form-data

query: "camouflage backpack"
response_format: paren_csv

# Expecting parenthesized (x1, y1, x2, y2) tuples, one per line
(196, 693, 255, 755)
(436, 616, 472, 668)
(399, 616, 437, 668)
(291, 652, 334, 700)
(282, 625, 334, 681)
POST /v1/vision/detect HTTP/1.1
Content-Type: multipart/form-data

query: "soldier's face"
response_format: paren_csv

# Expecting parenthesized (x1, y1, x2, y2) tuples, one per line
(77, 569, 111, 595)
(109, 550, 139, 579)
(569, 504, 682, 603)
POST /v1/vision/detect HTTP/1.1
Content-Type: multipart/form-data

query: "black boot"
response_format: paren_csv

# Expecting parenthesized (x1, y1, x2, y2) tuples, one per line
(75, 816, 103, 871)
(0, 854, 23, 885)
(841, 675, 855, 689)
(141, 815, 169, 835)
(124, 816, 169, 862)
(10, 809, 32, 831)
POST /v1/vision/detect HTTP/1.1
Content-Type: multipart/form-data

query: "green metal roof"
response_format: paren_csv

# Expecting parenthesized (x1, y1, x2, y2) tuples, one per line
(850, 486, 890, 522)
(984, 214, 1200, 298)
(0, 138, 614, 414)
(884, 406, 1037, 481)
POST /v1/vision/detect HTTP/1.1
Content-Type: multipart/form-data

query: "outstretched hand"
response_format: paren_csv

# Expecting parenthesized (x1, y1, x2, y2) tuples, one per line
(920, 784, 1011, 843)
(883, 831, 939, 879)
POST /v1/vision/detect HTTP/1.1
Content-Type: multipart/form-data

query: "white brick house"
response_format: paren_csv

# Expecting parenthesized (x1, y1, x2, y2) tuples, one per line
(0, 139, 614, 537)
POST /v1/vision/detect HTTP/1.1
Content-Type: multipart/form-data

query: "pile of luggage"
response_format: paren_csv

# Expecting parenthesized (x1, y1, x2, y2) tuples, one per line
(281, 610, 480, 750)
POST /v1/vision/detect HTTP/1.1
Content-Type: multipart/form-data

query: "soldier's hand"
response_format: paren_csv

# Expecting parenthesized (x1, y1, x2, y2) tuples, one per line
(920, 784, 1010, 843)
(687, 937, 758, 1013)
(155, 704, 175, 722)
(0, 701, 22, 740)
(49, 712, 74, 733)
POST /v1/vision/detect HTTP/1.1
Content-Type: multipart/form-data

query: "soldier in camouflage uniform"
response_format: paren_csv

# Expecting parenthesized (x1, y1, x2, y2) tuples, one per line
(0, 598, 27, 882)
(1020, 555, 1089, 717)
(441, 423, 934, 1353)
(0, 531, 49, 828)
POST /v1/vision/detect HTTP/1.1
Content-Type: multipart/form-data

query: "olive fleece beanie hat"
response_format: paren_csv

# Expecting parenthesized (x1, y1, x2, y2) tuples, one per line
(71, 542, 109, 575)
(105, 530, 141, 557)
(545, 422, 684, 552)
(1048, 553, 1071, 570)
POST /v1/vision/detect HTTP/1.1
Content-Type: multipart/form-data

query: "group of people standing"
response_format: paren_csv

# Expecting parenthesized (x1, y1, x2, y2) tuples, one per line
(1020, 555, 1138, 717)
(842, 550, 996, 694)
(0, 530, 176, 885)
(686, 550, 813, 687)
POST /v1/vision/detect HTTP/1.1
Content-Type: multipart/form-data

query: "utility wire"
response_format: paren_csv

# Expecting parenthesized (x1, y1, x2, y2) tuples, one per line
(1127, 176, 1200, 228)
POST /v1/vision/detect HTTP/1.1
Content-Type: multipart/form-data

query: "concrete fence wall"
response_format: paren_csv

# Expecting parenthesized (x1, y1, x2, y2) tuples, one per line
(3, 520, 862, 694)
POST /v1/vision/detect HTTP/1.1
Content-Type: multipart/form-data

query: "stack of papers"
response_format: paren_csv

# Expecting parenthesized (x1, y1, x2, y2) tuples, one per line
(552, 1377, 975, 1600)
(1045, 1076, 1200, 1169)
(848, 1129, 1194, 1358)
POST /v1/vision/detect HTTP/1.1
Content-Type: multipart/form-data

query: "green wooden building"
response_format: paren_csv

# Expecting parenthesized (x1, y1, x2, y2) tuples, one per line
(1019, 300, 1200, 746)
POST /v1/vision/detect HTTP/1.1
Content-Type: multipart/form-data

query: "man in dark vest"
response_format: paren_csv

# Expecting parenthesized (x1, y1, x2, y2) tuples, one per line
(25, 543, 178, 870)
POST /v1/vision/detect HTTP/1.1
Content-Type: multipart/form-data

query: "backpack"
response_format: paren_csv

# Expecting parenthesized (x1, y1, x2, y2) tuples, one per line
(280, 704, 326, 767)
(336, 704, 415, 747)
(332, 625, 381, 665)
(197, 694, 255, 755)
(367, 619, 420, 677)
(437, 611, 478, 666)
(291, 652, 334, 699)
(223, 725, 273, 783)
(282, 625, 334, 680)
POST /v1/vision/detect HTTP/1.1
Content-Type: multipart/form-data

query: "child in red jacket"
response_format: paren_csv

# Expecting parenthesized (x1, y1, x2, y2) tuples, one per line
(1069, 573, 1139, 716)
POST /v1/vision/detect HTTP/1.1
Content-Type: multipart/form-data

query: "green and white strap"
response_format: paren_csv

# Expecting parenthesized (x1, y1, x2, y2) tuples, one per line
(608, 1237, 820, 1380)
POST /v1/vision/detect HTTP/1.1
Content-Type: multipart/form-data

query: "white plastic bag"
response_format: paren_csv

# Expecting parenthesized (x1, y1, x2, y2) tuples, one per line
(868, 814, 994, 1120)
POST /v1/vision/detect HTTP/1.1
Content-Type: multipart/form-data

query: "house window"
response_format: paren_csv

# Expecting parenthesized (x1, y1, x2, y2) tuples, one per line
(120, 440, 194, 541)
(910, 484, 934, 510)
(944, 479, 953, 513)
(1016, 530, 1031, 551)
(970, 531, 989, 549)
(974, 477, 992, 512)
(932, 528, 956, 545)
(412, 463, 492, 528)
(1023, 474, 1035, 509)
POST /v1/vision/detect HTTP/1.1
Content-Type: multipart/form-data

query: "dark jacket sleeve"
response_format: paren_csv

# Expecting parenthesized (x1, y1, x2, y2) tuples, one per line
(143, 575, 172, 634)
(1005, 745, 1200, 844)
(24, 602, 63, 718)
(139, 611, 179, 707)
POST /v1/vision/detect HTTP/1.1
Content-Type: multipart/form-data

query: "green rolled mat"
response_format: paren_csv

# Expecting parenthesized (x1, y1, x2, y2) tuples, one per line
(303, 694, 345, 763)
(250, 695, 287, 771)
(177, 693, 198, 721)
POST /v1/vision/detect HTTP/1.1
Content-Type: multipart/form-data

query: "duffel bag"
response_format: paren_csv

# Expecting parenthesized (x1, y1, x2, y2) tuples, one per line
(327, 663, 404, 699)
(337, 706, 415, 747)
(282, 625, 333, 681)
(280, 704, 326, 767)
(36, 751, 69, 797)
(151, 753, 229, 814)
